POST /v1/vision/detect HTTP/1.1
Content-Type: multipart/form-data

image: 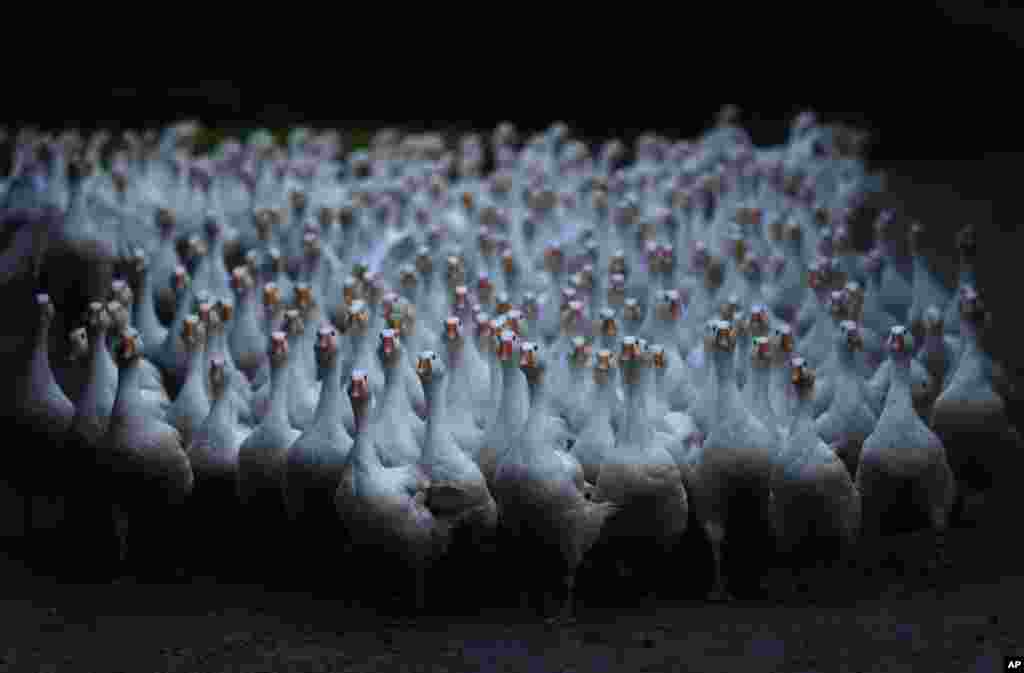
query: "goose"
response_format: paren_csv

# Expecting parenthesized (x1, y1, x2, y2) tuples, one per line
(930, 288, 1022, 521)
(227, 266, 267, 381)
(127, 248, 168, 363)
(335, 370, 450, 614)
(772, 358, 860, 597)
(414, 349, 498, 550)
(13, 294, 75, 562)
(593, 337, 689, 592)
(236, 332, 300, 578)
(104, 329, 194, 579)
(286, 326, 353, 575)
(857, 326, 955, 576)
(477, 329, 530, 485)
(492, 340, 618, 625)
(572, 348, 619, 484)
(69, 302, 118, 451)
(152, 265, 193, 395)
(438, 316, 487, 455)
(166, 315, 210, 448)
(372, 328, 425, 467)
(691, 319, 778, 601)
(185, 356, 247, 577)
(281, 309, 319, 432)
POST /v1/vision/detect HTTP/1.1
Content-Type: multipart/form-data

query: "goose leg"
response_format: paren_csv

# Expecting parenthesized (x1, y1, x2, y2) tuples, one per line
(704, 520, 733, 602)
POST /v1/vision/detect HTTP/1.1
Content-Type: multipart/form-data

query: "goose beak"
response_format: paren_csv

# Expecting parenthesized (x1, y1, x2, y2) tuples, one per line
(445, 319, 459, 341)
(497, 337, 514, 361)
(350, 375, 369, 400)
(602, 319, 617, 337)
(382, 334, 395, 355)
(519, 348, 536, 368)
(416, 356, 432, 379)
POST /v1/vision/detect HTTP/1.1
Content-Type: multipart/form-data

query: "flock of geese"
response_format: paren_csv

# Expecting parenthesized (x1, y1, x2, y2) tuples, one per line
(1, 112, 1019, 623)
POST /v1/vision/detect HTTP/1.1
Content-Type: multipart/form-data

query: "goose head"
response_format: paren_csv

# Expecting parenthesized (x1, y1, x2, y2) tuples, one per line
(181, 314, 206, 352)
(36, 293, 55, 327)
(496, 329, 521, 370)
(561, 300, 585, 337)
(230, 267, 251, 297)
(186, 234, 207, 267)
(649, 344, 668, 372)
(518, 341, 544, 385)
(719, 294, 742, 323)
(347, 300, 370, 337)
(704, 257, 725, 291)
(521, 293, 539, 322)
(171, 265, 190, 299)
(840, 320, 863, 353)
(710, 319, 738, 354)
(315, 325, 340, 372)
(268, 330, 289, 369)
(445, 256, 465, 289)
(828, 289, 850, 323)
(569, 336, 591, 369)
(751, 336, 773, 369)
(922, 305, 944, 336)
(267, 247, 285, 274)
(283, 309, 304, 345)
(620, 297, 641, 332)
(597, 307, 618, 340)
(789, 356, 815, 399)
(443, 316, 465, 351)
(68, 327, 89, 362)
(253, 209, 273, 241)
(85, 301, 113, 335)
(886, 325, 913, 359)
(294, 283, 315, 316)
(748, 303, 770, 338)
(475, 315, 494, 355)
(399, 265, 418, 295)
(115, 328, 143, 366)
(347, 369, 372, 415)
(958, 286, 992, 330)
(415, 350, 446, 387)
(619, 336, 643, 385)
(209, 356, 227, 396)
(106, 300, 131, 333)
(342, 276, 359, 307)
(493, 292, 512, 317)
(500, 250, 517, 278)
(377, 328, 402, 369)
(503, 309, 525, 337)
(476, 273, 494, 307)
(215, 297, 233, 328)
(262, 282, 281, 315)
(593, 348, 615, 385)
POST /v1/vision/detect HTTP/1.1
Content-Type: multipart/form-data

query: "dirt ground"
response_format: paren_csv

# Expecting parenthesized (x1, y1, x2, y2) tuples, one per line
(2, 157, 1022, 673)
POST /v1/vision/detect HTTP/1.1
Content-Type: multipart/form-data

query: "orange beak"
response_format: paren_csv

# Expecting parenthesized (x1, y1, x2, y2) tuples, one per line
(382, 334, 395, 355)
(445, 318, 459, 341)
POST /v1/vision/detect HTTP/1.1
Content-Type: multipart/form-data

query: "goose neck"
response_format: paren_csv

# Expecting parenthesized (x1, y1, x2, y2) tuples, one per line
(267, 360, 292, 427)
(314, 356, 343, 426)
(711, 349, 740, 420)
(883, 356, 914, 417)
(423, 377, 448, 461)
(114, 359, 144, 412)
(621, 374, 649, 449)
(788, 393, 817, 443)
(349, 403, 378, 471)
